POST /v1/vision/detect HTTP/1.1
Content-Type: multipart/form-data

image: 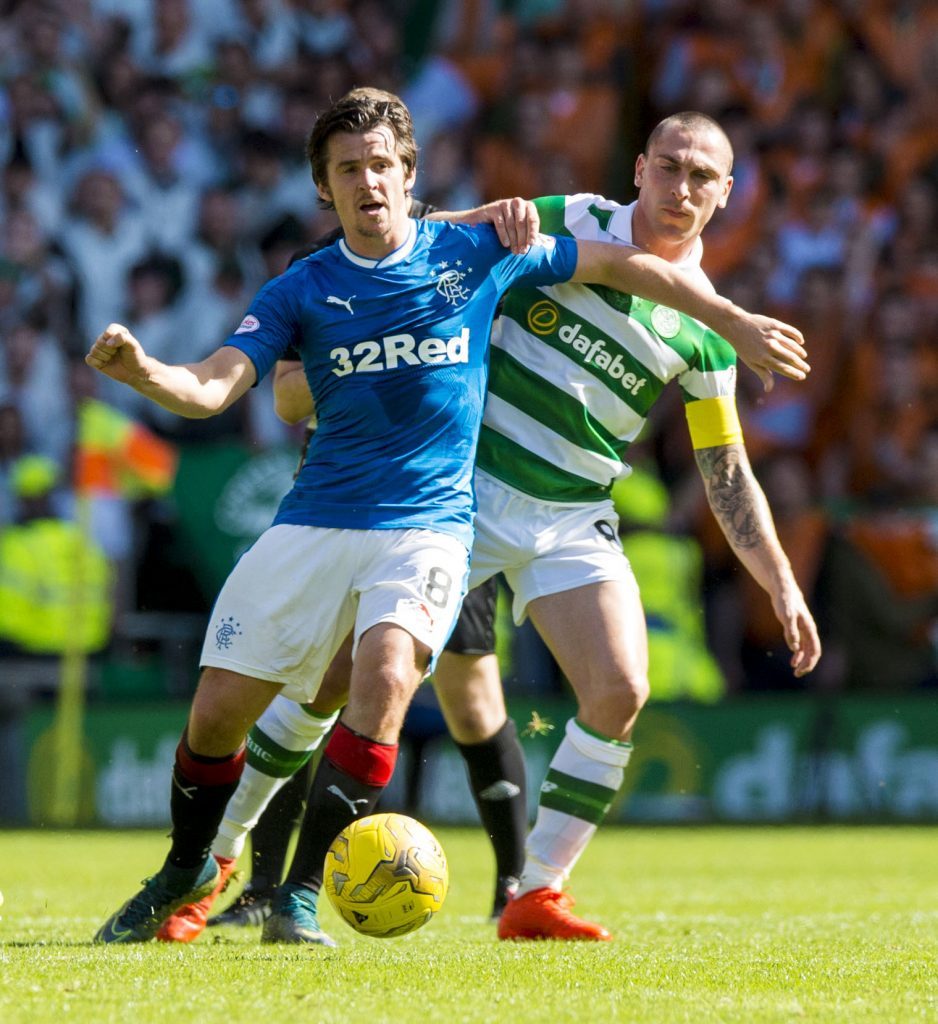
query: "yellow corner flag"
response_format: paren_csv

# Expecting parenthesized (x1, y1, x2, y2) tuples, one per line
(76, 398, 178, 498)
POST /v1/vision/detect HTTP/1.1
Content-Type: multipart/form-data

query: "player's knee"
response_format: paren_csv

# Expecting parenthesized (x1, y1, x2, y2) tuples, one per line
(349, 672, 420, 741)
(443, 700, 503, 744)
(381, 670, 420, 711)
(580, 672, 649, 738)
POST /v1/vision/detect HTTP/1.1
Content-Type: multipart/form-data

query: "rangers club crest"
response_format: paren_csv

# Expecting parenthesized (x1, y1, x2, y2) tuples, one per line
(431, 261, 472, 306)
(214, 616, 242, 649)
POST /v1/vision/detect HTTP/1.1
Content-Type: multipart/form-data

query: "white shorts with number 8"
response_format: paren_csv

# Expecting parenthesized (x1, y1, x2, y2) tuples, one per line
(200, 524, 469, 704)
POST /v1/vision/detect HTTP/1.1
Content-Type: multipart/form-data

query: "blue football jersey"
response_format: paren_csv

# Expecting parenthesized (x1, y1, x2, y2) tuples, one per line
(225, 219, 578, 547)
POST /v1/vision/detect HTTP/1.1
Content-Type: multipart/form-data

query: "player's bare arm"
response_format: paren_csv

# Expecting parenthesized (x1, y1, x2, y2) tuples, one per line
(273, 360, 315, 424)
(570, 241, 810, 391)
(695, 442, 822, 677)
(85, 322, 257, 418)
(428, 197, 539, 254)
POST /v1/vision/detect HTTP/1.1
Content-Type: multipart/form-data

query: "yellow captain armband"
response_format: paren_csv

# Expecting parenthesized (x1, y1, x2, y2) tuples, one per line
(685, 395, 744, 449)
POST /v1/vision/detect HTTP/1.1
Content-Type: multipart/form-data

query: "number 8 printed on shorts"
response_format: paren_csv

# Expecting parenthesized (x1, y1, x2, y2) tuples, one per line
(425, 566, 453, 608)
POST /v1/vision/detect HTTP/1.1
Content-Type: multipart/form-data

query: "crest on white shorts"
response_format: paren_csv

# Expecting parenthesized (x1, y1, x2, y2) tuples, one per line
(214, 616, 243, 649)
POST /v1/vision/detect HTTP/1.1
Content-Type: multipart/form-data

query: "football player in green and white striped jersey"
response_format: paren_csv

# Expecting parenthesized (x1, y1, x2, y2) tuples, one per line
(479, 112, 821, 941)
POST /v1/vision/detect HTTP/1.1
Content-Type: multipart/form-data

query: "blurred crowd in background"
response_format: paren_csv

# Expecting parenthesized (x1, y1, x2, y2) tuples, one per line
(0, 0, 936, 703)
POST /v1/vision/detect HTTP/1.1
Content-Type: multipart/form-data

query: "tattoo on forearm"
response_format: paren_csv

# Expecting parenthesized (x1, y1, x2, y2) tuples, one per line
(696, 445, 762, 550)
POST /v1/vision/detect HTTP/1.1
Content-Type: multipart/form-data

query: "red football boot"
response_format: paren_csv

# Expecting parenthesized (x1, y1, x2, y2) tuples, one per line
(497, 887, 612, 941)
(156, 855, 238, 943)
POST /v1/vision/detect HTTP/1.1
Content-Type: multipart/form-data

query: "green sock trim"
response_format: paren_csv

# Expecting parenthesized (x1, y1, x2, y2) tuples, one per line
(246, 728, 315, 778)
(539, 767, 615, 825)
(574, 718, 634, 749)
(300, 704, 338, 721)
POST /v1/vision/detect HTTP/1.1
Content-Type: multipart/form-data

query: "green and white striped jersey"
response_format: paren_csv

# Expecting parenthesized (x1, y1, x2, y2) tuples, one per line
(475, 193, 739, 503)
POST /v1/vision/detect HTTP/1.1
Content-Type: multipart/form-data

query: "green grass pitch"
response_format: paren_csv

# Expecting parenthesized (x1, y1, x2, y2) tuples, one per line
(1, 826, 936, 1024)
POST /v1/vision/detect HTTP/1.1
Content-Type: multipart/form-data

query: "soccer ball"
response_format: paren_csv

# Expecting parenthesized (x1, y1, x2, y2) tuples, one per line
(323, 812, 448, 938)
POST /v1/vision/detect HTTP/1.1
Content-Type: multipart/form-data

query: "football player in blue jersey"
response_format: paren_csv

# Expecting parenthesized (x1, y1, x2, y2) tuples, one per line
(151, 189, 527, 943)
(87, 88, 811, 945)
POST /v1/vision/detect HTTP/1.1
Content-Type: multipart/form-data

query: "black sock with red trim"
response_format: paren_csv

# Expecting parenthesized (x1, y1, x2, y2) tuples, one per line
(283, 721, 397, 892)
(167, 730, 246, 869)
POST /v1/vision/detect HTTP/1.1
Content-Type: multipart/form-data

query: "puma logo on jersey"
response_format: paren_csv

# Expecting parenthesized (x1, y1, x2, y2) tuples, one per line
(330, 328, 470, 376)
(326, 294, 355, 314)
(327, 784, 369, 815)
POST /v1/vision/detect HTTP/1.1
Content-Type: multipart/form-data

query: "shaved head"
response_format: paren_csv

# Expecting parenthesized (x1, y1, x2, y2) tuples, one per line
(645, 112, 734, 175)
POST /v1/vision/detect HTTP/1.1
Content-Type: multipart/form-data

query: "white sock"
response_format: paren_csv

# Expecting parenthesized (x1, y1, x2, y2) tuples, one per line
(517, 718, 632, 896)
(213, 696, 339, 860)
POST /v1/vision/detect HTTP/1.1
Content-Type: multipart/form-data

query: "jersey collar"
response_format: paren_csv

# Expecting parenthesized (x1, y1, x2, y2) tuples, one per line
(338, 219, 418, 269)
(610, 200, 705, 273)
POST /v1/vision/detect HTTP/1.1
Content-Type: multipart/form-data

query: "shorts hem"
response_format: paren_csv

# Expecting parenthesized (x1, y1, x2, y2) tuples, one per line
(361, 616, 438, 655)
(514, 566, 632, 624)
(200, 654, 295, 689)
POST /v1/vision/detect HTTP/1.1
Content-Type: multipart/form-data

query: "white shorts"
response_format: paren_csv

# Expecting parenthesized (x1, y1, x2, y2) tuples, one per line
(469, 472, 634, 624)
(201, 524, 469, 703)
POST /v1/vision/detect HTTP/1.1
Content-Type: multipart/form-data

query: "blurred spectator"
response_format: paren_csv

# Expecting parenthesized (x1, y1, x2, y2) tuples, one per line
(0, 311, 71, 465)
(294, 0, 354, 60)
(821, 510, 938, 692)
(0, 403, 28, 527)
(840, 291, 936, 505)
(121, 111, 202, 254)
(767, 187, 848, 306)
(346, 0, 402, 87)
(275, 86, 333, 219)
(0, 453, 112, 656)
(417, 131, 482, 213)
(1, 207, 75, 341)
(130, 0, 216, 84)
(225, 0, 299, 76)
(123, 252, 186, 367)
(210, 37, 281, 132)
(182, 257, 249, 367)
(183, 185, 265, 301)
(234, 128, 316, 236)
(56, 167, 150, 345)
(0, 144, 63, 239)
(739, 267, 848, 470)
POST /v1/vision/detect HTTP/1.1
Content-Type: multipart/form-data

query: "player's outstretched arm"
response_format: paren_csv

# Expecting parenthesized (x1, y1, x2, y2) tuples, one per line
(428, 198, 539, 254)
(273, 359, 315, 424)
(571, 241, 810, 391)
(694, 442, 822, 677)
(85, 323, 257, 418)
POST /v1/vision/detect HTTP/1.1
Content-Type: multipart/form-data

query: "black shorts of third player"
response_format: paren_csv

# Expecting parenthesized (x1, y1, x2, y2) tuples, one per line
(445, 577, 496, 656)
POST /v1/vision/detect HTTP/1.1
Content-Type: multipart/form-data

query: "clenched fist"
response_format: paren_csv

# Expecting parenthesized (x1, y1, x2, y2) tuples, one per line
(85, 323, 150, 386)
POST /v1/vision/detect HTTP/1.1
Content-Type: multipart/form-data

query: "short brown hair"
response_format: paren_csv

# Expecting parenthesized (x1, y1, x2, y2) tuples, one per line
(645, 111, 734, 174)
(306, 87, 418, 199)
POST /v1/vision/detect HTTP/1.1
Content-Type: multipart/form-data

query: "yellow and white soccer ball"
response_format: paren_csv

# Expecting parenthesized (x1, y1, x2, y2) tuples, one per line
(323, 812, 448, 938)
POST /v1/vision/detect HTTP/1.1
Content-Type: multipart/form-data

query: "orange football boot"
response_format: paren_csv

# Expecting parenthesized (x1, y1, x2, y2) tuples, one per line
(497, 887, 612, 941)
(156, 855, 237, 943)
